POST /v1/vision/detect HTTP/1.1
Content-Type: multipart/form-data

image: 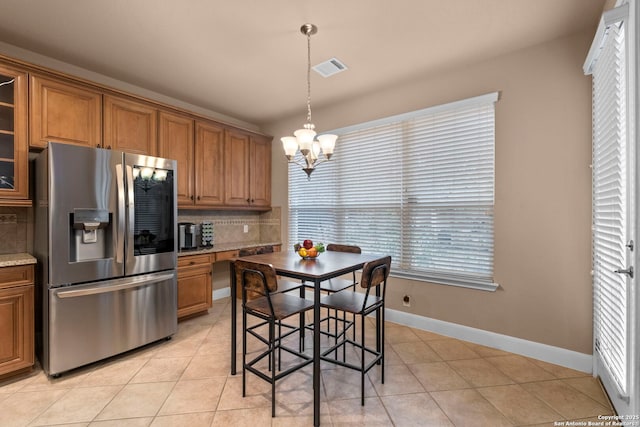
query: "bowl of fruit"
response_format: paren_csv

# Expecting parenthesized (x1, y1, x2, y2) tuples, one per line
(294, 240, 325, 259)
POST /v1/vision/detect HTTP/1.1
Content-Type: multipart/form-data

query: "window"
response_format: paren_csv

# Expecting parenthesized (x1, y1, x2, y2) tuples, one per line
(288, 92, 498, 290)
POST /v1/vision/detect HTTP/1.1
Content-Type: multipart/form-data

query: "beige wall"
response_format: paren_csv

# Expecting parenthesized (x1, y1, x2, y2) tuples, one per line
(265, 30, 594, 354)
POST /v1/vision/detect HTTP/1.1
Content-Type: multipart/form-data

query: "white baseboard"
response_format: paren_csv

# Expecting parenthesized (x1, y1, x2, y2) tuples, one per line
(213, 286, 592, 373)
(384, 308, 592, 374)
(213, 287, 231, 301)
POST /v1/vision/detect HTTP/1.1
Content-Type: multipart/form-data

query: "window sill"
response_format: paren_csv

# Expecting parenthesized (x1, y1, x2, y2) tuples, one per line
(391, 271, 499, 292)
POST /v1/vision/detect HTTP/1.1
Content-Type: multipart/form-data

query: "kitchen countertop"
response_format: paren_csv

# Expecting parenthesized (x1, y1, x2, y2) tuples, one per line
(177, 241, 282, 257)
(0, 245, 284, 265)
(0, 253, 37, 268)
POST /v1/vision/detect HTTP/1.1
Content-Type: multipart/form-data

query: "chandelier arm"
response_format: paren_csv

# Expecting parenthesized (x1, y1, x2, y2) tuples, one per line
(303, 154, 317, 169)
(288, 158, 310, 170)
(312, 157, 331, 167)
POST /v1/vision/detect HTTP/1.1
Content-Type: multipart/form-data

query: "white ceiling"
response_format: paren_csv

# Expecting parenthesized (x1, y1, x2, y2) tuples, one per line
(0, 0, 606, 127)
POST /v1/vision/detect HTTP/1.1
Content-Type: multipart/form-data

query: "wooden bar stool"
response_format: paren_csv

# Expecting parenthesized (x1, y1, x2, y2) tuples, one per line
(319, 256, 391, 406)
(235, 259, 314, 417)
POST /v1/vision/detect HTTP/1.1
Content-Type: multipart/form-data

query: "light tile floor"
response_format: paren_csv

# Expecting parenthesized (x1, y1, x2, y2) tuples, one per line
(0, 297, 614, 426)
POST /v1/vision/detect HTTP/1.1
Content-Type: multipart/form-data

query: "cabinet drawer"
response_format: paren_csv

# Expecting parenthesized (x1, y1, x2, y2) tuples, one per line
(178, 263, 211, 278)
(178, 254, 213, 268)
(0, 265, 34, 289)
(215, 250, 239, 262)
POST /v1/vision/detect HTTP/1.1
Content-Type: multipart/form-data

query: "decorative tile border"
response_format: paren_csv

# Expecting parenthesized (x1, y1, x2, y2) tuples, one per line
(177, 207, 282, 246)
(0, 214, 18, 224)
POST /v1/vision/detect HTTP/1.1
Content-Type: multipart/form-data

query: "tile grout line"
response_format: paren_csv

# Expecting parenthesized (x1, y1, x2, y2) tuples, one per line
(0, 296, 615, 426)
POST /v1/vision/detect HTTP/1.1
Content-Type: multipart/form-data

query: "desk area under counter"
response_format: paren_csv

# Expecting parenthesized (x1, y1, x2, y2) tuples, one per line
(176, 242, 281, 320)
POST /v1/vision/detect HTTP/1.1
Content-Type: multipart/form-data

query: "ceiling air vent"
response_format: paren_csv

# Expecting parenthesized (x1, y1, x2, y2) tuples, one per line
(312, 57, 348, 78)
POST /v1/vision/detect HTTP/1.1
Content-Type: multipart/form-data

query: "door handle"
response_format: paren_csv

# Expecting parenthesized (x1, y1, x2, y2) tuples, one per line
(55, 272, 176, 298)
(115, 164, 125, 264)
(614, 266, 634, 278)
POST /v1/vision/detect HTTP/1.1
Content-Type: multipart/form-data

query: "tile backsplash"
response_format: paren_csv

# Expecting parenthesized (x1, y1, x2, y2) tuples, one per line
(0, 208, 32, 254)
(178, 206, 281, 246)
(0, 206, 281, 255)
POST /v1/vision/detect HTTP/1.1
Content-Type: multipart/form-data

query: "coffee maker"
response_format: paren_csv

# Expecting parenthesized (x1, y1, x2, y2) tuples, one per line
(178, 222, 197, 250)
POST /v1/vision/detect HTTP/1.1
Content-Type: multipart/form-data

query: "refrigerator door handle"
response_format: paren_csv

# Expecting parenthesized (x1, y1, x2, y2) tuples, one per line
(125, 164, 135, 267)
(55, 272, 176, 298)
(115, 163, 126, 265)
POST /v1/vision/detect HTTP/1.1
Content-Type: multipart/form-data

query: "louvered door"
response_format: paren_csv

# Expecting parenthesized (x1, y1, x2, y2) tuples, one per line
(586, 2, 638, 417)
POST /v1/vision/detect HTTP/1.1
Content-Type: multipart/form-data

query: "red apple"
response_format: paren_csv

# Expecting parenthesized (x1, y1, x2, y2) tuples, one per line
(303, 239, 313, 249)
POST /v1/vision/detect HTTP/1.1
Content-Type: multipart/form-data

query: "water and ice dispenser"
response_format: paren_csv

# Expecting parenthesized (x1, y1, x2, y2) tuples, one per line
(70, 208, 112, 261)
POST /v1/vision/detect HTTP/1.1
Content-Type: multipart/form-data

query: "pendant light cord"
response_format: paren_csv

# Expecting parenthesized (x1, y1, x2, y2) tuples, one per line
(306, 31, 312, 126)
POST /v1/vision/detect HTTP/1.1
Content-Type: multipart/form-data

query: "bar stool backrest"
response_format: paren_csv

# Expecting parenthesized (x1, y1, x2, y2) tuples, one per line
(235, 260, 278, 296)
(239, 246, 274, 257)
(360, 256, 391, 290)
(327, 244, 361, 254)
(360, 256, 391, 312)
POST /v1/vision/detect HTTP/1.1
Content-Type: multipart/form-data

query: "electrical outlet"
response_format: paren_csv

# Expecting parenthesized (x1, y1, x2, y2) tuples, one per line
(243, 224, 249, 233)
(402, 295, 411, 307)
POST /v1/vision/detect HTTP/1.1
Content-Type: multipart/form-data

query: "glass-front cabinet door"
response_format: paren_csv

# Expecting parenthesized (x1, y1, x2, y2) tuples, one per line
(0, 64, 28, 204)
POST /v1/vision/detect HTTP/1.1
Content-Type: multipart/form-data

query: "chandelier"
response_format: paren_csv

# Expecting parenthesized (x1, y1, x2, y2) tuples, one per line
(281, 23, 337, 179)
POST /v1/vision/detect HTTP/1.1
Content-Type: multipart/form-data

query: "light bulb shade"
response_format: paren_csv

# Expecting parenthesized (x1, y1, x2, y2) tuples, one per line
(294, 128, 316, 153)
(281, 136, 299, 158)
(140, 167, 154, 180)
(154, 169, 168, 181)
(317, 134, 337, 155)
(311, 141, 321, 160)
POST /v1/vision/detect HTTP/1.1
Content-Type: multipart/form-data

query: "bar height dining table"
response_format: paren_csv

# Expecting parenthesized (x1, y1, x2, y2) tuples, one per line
(229, 250, 382, 427)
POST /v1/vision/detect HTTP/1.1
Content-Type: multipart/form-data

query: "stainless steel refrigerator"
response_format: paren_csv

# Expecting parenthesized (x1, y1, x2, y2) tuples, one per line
(34, 142, 178, 376)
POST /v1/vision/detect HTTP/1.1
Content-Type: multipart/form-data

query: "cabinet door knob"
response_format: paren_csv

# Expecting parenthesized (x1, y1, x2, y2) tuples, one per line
(191, 195, 194, 200)
(96, 144, 101, 148)
(246, 198, 250, 204)
(197, 196, 200, 200)
(107, 145, 111, 150)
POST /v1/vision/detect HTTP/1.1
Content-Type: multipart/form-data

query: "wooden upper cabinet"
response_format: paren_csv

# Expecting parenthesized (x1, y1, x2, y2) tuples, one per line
(224, 129, 272, 208)
(224, 129, 251, 206)
(158, 111, 194, 205)
(29, 75, 102, 149)
(250, 135, 272, 207)
(195, 121, 225, 206)
(104, 95, 157, 155)
(0, 63, 29, 205)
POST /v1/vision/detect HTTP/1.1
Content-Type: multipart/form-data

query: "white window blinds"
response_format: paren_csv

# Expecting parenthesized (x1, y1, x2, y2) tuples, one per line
(288, 93, 498, 290)
(590, 17, 629, 395)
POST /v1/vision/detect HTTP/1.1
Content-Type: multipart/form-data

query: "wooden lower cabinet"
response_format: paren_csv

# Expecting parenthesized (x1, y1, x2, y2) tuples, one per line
(177, 254, 212, 320)
(0, 264, 34, 379)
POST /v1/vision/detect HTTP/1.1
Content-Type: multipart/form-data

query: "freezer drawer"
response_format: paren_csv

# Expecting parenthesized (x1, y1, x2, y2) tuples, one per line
(44, 271, 177, 376)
